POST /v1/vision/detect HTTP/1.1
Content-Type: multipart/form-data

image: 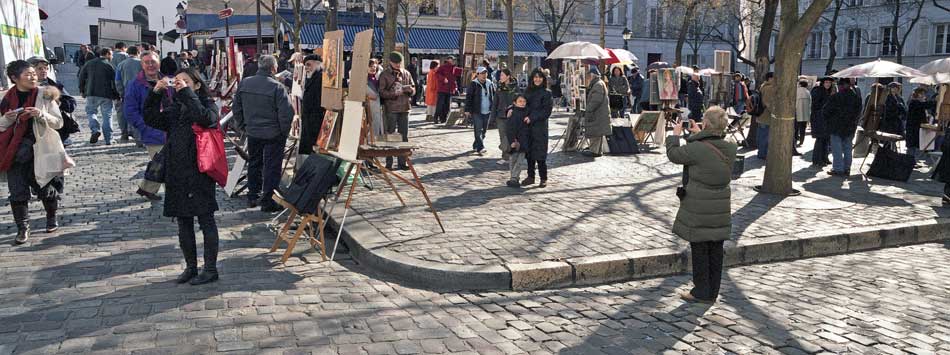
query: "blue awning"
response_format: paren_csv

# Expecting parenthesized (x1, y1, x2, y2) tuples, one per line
(299, 24, 547, 56)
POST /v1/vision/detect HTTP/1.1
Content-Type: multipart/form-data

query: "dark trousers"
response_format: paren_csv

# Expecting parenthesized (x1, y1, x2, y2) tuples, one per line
(247, 135, 286, 202)
(435, 92, 452, 123)
(795, 122, 807, 145)
(298, 110, 325, 155)
(385, 112, 409, 168)
(527, 158, 548, 181)
(7, 159, 63, 203)
(177, 214, 219, 271)
(812, 137, 831, 165)
(690, 240, 725, 301)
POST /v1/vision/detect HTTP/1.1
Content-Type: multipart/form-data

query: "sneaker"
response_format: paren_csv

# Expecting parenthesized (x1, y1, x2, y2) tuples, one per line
(474, 150, 483, 156)
(521, 177, 535, 186)
(90, 132, 101, 144)
(539, 180, 547, 188)
(247, 196, 260, 208)
(496, 159, 508, 165)
(479, 149, 488, 154)
(119, 135, 130, 143)
(506, 179, 520, 188)
(136, 188, 162, 201)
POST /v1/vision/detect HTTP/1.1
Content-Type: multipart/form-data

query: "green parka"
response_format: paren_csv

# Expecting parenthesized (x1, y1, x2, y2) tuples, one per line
(666, 131, 738, 242)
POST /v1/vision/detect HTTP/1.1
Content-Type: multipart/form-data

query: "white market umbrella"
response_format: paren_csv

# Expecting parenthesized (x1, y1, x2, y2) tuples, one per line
(918, 58, 950, 75)
(832, 59, 926, 78)
(911, 73, 950, 85)
(698, 68, 721, 76)
(675, 66, 695, 75)
(547, 41, 610, 60)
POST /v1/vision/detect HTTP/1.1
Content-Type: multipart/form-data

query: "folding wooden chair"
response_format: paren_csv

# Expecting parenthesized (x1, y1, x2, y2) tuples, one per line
(633, 111, 661, 145)
(269, 190, 327, 264)
(726, 114, 751, 144)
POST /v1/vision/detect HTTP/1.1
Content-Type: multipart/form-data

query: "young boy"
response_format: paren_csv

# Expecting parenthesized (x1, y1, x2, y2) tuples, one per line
(506, 95, 531, 188)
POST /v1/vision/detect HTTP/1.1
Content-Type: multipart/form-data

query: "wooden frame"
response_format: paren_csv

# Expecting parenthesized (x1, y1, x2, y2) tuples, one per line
(269, 191, 328, 264)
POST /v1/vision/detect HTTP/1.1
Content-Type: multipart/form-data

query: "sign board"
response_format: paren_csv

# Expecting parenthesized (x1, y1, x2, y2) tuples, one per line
(98, 19, 142, 49)
(347, 29, 374, 103)
(462, 32, 486, 84)
(0, 0, 44, 88)
(218, 8, 234, 19)
(321, 30, 344, 111)
(714, 50, 731, 75)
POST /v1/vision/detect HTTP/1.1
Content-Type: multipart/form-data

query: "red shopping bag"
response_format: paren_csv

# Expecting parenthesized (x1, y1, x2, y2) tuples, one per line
(193, 124, 228, 187)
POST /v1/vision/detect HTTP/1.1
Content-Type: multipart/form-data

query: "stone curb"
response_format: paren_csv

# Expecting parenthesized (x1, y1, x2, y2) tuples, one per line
(327, 207, 511, 290)
(330, 207, 950, 291)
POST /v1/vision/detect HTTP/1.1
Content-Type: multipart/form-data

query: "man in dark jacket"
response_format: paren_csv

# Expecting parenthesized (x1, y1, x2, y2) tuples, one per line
(125, 51, 169, 201)
(465, 67, 495, 155)
(378, 51, 417, 170)
(687, 74, 705, 122)
(628, 67, 644, 114)
(298, 54, 324, 155)
(810, 76, 834, 167)
(79, 47, 119, 145)
(407, 56, 421, 106)
(232, 54, 295, 212)
(160, 52, 179, 76)
(823, 78, 863, 176)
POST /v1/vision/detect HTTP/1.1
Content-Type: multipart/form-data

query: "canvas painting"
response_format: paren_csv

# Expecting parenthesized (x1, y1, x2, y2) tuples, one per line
(658, 68, 679, 101)
(714, 50, 731, 75)
(316, 111, 338, 151)
(331, 100, 365, 161)
(322, 36, 342, 89)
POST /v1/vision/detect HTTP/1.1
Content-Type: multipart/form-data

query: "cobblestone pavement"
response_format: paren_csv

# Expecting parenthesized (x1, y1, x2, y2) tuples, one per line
(2, 97, 950, 354)
(342, 111, 950, 266)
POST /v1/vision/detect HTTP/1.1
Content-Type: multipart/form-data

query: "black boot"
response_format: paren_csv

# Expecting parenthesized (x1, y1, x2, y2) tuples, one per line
(11, 202, 29, 245)
(42, 198, 58, 233)
(191, 215, 220, 285)
(177, 218, 199, 283)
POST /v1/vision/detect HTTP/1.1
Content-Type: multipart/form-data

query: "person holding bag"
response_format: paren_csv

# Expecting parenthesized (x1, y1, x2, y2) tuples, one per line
(1, 60, 67, 245)
(144, 68, 221, 285)
(665, 106, 737, 304)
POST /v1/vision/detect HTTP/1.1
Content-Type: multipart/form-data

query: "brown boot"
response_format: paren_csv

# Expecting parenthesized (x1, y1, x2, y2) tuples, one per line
(42, 199, 58, 233)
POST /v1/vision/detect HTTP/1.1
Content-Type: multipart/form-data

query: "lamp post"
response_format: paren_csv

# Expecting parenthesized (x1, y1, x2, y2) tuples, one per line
(223, 0, 231, 38)
(622, 27, 632, 51)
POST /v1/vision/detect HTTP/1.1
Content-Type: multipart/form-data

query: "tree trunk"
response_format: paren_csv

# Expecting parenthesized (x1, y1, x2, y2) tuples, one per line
(747, 0, 778, 149)
(761, 0, 833, 195)
(674, 1, 698, 67)
(459, 0, 468, 60)
(599, 0, 606, 47)
(506, 0, 515, 69)
(384, 0, 399, 54)
(824, 0, 842, 75)
(403, 10, 412, 57)
(327, 0, 339, 31)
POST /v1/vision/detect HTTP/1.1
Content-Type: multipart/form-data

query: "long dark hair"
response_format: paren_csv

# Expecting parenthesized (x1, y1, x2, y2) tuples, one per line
(174, 68, 211, 98)
(527, 68, 548, 92)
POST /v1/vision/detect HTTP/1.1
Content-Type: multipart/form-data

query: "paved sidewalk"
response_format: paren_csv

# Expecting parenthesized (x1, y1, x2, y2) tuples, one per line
(337, 110, 950, 289)
(2, 100, 950, 354)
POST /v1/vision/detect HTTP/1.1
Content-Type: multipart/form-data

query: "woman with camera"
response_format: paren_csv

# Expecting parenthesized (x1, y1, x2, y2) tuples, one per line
(144, 68, 221, 285)
(666, 106, 737, 304)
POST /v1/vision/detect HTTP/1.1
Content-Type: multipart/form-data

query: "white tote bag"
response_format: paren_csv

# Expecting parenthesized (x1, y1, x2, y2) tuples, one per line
(33, 120, 75, 187)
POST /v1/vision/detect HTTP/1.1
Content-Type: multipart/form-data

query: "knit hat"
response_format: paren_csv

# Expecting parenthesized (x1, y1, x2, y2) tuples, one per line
(388, 51, 403, 63)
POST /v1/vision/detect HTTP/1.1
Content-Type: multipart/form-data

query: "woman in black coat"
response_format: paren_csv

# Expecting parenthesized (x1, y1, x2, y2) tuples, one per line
(882, 83, 907, 135)
(521, 69, 553, 188)
(810, 78, 834, 166)
(906, 88, 935, 159)
(144, 68, 221, 285)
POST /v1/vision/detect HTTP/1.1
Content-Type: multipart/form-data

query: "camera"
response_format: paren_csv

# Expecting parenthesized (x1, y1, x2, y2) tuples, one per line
(682, 120, 691, 130)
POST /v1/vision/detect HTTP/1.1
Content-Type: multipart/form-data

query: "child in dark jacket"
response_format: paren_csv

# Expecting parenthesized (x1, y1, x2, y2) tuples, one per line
(506, 95, 532, 188)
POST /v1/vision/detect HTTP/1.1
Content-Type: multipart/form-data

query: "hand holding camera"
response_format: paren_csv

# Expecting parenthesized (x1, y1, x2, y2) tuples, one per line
(153, 78, 170, 93)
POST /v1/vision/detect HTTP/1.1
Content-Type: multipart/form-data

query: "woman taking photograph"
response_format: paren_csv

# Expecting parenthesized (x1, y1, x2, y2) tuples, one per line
(491, 68, 517, 165)
(521, 69, 553, 188)
(666, 106, 737, 304)
(144, 68, 221, 285)
(1, 60, 65, 244)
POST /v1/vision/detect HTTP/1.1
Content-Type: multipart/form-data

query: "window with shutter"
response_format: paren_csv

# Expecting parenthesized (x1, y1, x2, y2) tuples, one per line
(936, 24, 950, 55)
(918, 23, 931, 56)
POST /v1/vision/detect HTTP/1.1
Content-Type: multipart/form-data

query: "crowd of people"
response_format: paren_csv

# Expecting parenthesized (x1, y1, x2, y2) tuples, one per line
(5, 38, 950, 293)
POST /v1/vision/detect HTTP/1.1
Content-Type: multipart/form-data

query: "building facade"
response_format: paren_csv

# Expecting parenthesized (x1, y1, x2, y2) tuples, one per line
(801, 0, 947, 77)
(40, 0, 186, 55)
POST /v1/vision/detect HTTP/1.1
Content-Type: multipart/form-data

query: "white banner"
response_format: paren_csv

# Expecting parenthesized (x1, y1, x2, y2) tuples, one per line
(0, 0, 44, 87)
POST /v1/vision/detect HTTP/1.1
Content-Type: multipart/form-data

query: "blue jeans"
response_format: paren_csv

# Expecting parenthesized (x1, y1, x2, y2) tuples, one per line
(830, 132, 854, 173)
(86, 96, 114, 140)
(246, 135, 287, 203)
(472, 113, 489, 152)
(756, 125, 769, 159)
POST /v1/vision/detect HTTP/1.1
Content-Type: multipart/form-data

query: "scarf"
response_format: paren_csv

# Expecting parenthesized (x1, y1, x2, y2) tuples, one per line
(0, 87, 38, 172)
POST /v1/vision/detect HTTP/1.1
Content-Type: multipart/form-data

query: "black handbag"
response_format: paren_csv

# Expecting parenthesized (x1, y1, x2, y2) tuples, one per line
(144, 146, 167, 183)
(868, 146, 914, 182)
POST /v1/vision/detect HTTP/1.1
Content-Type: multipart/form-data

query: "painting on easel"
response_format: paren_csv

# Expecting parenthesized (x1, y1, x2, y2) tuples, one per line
(316, 111, 339, 151)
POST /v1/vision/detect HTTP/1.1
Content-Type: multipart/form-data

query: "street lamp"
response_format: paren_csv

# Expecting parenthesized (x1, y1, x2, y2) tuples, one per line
(622, 28, 632, 51)
(375, 5, 384, 55)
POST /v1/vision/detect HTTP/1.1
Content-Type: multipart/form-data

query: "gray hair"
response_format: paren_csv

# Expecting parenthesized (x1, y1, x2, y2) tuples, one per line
(258, 55, 278, 74)
(702, 106, 729, 136)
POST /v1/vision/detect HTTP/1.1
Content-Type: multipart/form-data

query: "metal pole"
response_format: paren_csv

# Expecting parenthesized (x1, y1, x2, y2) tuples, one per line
(224, 1, 230, 38)
(370, 0, 375, 56)
(624, 39, 628, 51)
(256, 0, 263, 54)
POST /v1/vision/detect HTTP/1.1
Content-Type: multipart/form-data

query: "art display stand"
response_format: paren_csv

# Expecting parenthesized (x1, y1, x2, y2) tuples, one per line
(856, 84, 904, 174)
